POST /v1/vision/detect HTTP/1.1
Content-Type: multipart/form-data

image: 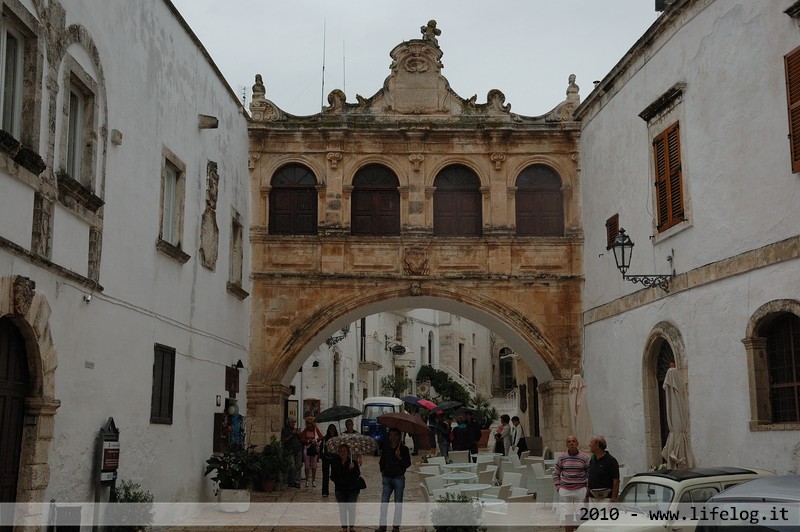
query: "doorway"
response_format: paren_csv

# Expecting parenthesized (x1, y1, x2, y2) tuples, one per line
(0, 317, 29, 502)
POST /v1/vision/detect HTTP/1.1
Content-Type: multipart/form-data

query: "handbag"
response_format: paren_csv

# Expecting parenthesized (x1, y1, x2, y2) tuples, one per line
(306, 441, 318, 456)
(356, 476, 367, 490)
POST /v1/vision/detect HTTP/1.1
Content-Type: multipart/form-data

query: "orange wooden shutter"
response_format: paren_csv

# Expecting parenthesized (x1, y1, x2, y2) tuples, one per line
(605, 213, 619, 249)
(667, 124, 683, 222)
(785, 46, 800, 173)
(653, 123, 683, 232)
(653, 134, 669, 229)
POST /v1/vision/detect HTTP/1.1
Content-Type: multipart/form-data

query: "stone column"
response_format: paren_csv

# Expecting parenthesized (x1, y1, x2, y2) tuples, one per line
(538, 378, 571, 455)
(247, 381, 290, 448)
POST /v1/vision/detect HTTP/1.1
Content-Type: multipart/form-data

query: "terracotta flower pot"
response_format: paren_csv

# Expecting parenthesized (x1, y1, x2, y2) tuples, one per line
(478, 428, 491, 449)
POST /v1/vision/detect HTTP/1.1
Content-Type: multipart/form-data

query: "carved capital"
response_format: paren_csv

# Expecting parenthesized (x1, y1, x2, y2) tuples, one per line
(13, 276, 36, 317)
(327, 152, 343, 169)
(490, 153, 506, 170)
(408, 153, 424, 171)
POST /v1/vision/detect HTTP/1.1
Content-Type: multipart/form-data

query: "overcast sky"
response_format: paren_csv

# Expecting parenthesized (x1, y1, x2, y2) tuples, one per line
(170, 1, 660, 117)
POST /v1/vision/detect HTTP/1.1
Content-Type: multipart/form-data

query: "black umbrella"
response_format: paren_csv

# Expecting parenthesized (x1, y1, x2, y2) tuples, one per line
(400, 395, 438, 410)
(314, 405, 362, 423)
(435, 400, 463, 412)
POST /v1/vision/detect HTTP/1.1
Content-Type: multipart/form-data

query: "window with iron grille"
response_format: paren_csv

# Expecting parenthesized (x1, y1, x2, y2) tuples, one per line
(766, 313, 800, 423)
(151, 344, 175, 424)
(653, 122, 684, 232)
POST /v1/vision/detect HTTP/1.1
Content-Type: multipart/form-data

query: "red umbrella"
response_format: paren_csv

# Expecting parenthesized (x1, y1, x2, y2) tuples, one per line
(377, 412, 432, 437)
(417, 399, 437, 410)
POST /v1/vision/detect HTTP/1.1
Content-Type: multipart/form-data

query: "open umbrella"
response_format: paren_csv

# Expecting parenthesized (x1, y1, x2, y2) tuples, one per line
(661, 367, 695, 469)
(569, 374, 594, 452)
(377, 412, 432, 437)
(434, 400, 462, 412)
(400, 395, 438, 411)
(326, 433, 378, 456)
(314, 405, 362, 423)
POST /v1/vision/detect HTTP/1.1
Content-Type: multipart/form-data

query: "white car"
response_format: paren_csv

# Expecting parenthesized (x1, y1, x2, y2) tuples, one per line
(577, 467, 773, 532)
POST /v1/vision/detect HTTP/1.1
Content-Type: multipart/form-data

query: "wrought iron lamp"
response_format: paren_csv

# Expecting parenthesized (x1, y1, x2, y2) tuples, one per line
(610, 228, 673, 292)
(325, 325, 350, 347)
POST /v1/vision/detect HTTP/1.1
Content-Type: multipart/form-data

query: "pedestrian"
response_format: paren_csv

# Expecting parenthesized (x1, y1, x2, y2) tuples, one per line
(321, 423, 339, 497)
(585, 435, 620, 505)
(301, 416, 323, 487)
(450, 414, 471, 451)
(553, 435, 589, 532)
(330, 443, 362, 532)
(436, 415, 451, 458)
(342, 418, 364, 465)
(494, 414, 511, 455)
(376, 427, 411, 532)
(280, 416, 302, 488)
(464, 411, 481, 459)
(510, 415, 528, 458)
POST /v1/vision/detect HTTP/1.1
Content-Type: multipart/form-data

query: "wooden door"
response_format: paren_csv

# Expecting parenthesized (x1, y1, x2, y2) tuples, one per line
(0, 317, 28, 502)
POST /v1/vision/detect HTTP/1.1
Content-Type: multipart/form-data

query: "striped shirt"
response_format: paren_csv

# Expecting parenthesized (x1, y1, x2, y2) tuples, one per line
(553, 451, 590, 491)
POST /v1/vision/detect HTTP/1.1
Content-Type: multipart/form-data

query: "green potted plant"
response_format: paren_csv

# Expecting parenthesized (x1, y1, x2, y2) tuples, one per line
(469, 394, 499, 449)
(109, 479, 154, 531)
(257, 436, 292, 491)
(204, 447, 261, 512)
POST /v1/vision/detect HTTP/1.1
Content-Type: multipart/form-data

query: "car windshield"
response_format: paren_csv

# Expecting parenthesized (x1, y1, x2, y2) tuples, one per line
(618, 482, 675, 513)
(364, 405, 396, 418)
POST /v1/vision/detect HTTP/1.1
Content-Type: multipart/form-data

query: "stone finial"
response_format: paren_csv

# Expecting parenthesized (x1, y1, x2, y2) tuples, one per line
(324, 89, 347, 113)
(420, 19, 441, 47)
(566, 74, 579, 102)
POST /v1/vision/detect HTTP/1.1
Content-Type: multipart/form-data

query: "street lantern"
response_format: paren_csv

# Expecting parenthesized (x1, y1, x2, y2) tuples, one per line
(610, 227, 673, 292)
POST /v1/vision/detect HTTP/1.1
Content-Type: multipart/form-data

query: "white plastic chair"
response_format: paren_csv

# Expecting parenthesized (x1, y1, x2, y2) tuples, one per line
(419, 481, 430, 503)
(510, 486, 529, 497)
(421, 465, 441, 475)
(475, 454, 494, 467)
(478, 468, 496, 486)
(425, 475, 448, 493)
(502, 471, 523, 488)
(483, 483, 512, 501)
(519, 450, 530, 460)
(448, 450, 469, 463)
(427, 456, 447, 467)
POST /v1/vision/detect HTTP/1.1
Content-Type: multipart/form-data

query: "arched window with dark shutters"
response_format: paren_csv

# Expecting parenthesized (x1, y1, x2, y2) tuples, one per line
(350, 164, 401, 235)
(433, 165, 482, 236)
(766, 313, 800, 423)
(269, 164, 318, 235)
(515, 164, 564, 236)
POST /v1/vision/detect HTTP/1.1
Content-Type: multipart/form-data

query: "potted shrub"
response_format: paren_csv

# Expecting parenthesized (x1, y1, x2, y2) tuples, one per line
(257, 436, 292, 491)
(469, 394, 499, 449)
(204, 447, 261, 512)
(109, 479, 154, 531)
(431, 492, 483, 531)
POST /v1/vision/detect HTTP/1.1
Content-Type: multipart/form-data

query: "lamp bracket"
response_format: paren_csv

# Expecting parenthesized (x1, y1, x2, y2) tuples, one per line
(622, 273, 673, 292)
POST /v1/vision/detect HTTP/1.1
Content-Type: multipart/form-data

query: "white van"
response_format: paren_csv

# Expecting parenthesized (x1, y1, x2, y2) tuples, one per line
(360, 396, 404, 449)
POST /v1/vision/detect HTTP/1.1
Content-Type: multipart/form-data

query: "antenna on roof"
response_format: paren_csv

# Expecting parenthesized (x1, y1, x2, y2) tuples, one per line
(343, 40, 346, 95)
(320, 19, 327, 112)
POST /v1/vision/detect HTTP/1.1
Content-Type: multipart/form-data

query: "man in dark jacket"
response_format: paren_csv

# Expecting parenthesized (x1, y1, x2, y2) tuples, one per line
(376, 427, 411, 532)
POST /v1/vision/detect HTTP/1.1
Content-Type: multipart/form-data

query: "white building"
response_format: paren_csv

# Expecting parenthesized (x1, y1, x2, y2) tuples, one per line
(0, 0, 250, 508)
(577, 0, 800, 474)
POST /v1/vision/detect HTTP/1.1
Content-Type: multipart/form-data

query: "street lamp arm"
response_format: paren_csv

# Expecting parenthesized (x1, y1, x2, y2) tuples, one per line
(622, 273, 673, 292)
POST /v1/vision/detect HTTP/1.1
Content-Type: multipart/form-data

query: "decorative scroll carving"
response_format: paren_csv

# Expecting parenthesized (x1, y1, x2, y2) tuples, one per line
(327, 152, 343, 169)
(408, 153, 424, 171)
(199, 161, 220, 270)
(324, 89, 347, 113)
(403, 247, 429, 276)
(487, 89, 511, 113)
(13, 276, 35, 317)
(249, 74, 284, 122)
(490, 153, 506, 170)
(410, 282, 422, 296)
(546, 74, 581, 122)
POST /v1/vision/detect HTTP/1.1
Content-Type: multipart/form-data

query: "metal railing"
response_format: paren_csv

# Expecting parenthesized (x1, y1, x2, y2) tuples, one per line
(432, 363, 477, 394)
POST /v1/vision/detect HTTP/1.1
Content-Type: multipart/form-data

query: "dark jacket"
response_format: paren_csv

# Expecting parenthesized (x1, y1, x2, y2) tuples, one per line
(379, 442, 411, 478)
(330, 458, 361, 492)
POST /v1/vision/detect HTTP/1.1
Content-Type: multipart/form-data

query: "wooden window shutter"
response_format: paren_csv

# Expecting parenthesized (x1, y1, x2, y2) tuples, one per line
(653, 122, 683, 232)
(605, 213, 619, 249)
(785, 46, 800, 173)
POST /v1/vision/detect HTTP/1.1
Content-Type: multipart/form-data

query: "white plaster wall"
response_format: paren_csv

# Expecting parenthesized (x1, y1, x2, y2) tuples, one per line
(0, 175, 33, 247)
(584, 259, 800, 474)
(581, 0, 800, 308)
(580, 0, 800, 475)
(51, 204, 89, 277)
(0, 0, 249, 503)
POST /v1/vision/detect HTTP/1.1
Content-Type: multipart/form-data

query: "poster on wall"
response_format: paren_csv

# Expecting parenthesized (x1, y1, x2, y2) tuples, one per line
(286, 399, 298, 421)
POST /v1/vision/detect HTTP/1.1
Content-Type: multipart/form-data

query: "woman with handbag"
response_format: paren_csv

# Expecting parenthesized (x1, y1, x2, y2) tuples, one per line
(321, 423, 338, 497)
(301, 416, 323, 487)
(330, 443, 363, 532)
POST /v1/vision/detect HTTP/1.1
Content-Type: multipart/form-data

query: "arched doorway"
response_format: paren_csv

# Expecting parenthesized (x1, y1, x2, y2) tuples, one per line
(0, 316, 28, 502)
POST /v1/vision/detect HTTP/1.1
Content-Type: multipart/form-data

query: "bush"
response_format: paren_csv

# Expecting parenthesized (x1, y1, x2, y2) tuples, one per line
(431, 492, 483, 531)
(109, 479, 154, 531)
(259, 436, 292, 482)
(416, 365, 471, 405)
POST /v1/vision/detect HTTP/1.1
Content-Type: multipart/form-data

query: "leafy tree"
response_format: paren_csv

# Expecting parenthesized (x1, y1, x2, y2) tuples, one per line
(381, 374, 412, 397)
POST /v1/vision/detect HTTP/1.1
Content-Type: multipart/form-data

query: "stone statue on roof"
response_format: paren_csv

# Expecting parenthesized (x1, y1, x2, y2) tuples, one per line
(420, 19, 441, 47)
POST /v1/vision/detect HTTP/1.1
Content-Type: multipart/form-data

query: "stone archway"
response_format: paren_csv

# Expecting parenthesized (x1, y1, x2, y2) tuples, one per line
(0, 276, 60, 504)
(248, 277, 581, 453)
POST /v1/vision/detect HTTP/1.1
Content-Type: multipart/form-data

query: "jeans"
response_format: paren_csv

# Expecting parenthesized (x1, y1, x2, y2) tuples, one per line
(379, 475, 405, 529)
(334, 490, 359, 528)
(321, 457, 332, 495)
(288, 449, 303, 485)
